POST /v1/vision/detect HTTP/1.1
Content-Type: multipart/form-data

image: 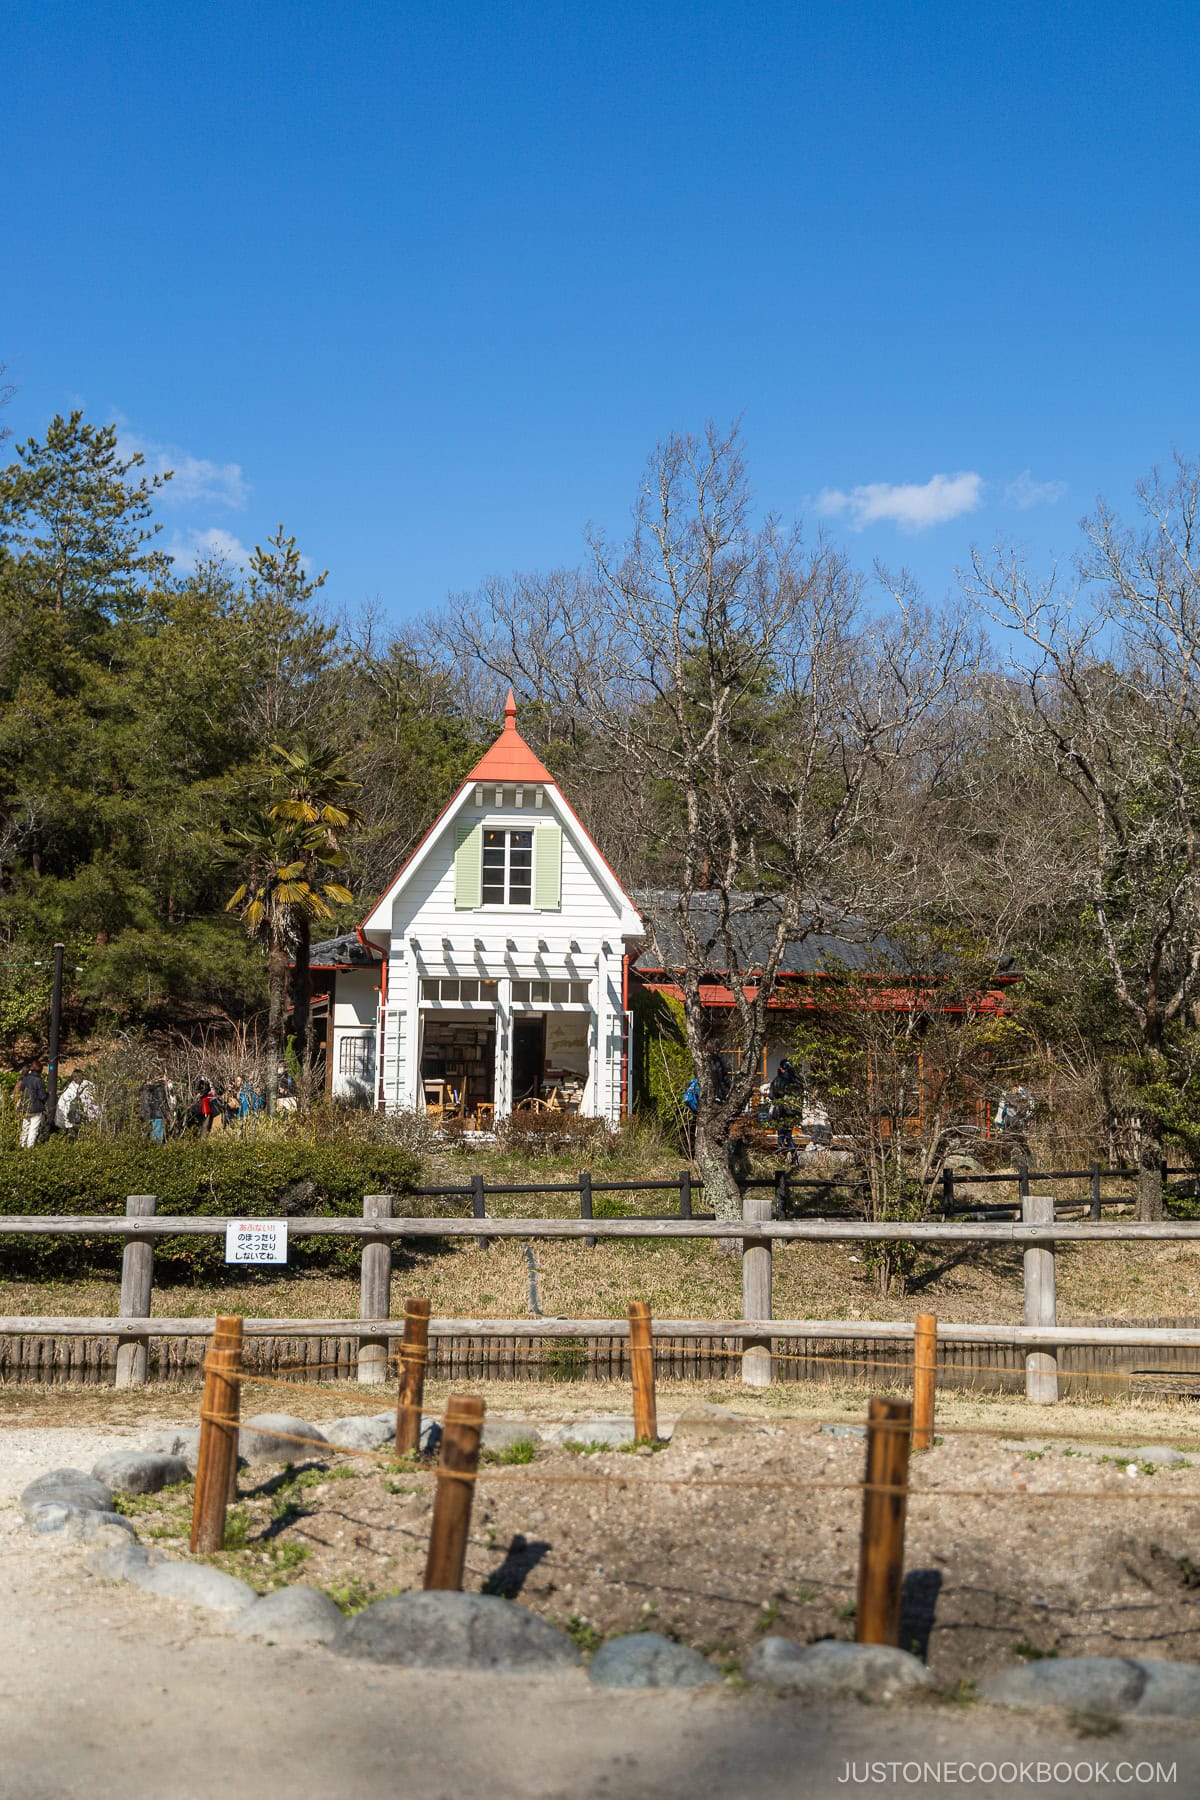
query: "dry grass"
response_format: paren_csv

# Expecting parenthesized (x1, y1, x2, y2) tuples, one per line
(4, 1238, 1200, 1327)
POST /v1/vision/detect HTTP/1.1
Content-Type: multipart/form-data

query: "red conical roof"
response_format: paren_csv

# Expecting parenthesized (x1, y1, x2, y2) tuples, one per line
(466, 689, 554, 785)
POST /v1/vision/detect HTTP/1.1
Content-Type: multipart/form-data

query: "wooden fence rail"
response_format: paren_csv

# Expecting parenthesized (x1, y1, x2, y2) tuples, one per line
(7, 1195, 1200, 1401)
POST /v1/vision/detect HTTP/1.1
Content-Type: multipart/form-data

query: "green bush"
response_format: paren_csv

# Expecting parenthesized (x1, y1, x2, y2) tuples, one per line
(0, 1136, 421, 1279)
(631, 988, 692, 1139)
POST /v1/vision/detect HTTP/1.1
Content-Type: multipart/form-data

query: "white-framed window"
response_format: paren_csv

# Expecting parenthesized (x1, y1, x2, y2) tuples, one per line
(511, 979, 591, 1006)
(421, 978, 499, 1004)
(338, 1033, 375, 1080)
(482, 828, 533, 905)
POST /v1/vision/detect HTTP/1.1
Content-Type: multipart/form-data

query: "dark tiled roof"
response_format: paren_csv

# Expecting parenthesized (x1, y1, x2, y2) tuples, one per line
(309, 932, 380, 968)
(630, 889, 908, 977)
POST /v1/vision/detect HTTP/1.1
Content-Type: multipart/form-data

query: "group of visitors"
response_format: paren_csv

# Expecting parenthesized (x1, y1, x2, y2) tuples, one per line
(13, 1059, 100, 1148)
(137, 1065, 297, 1142)
(9, 1056, 301, 1147)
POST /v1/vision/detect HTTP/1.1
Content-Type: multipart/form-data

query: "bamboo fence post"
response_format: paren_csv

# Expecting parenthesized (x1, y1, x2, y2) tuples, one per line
(423, 1393, 485, 1590)
(1089, 1163, 1102, 1222)
(741, 1190, 773, 1387)
(114, 1194, 156, 1389)
(190, 1314, 243, 1553)
(912, 1313, 937, 1450)
(396, 1297, 431, 1454)
(856, 1395, 912, 1646)
(1022, 1192, 1059, 1403)
(679, 1168, 692, 1218)
(580, 1170, 595, 1248)
(628, 1301, 658, 1442)
(358, 1193, 393, 1383)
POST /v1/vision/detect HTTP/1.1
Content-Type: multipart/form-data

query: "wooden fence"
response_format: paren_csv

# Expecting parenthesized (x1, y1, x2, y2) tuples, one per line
(6, 1197, 1200, 1401)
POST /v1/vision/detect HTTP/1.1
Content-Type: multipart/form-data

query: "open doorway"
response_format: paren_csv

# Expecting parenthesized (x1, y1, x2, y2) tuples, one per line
(512, 1015, 545, 1107)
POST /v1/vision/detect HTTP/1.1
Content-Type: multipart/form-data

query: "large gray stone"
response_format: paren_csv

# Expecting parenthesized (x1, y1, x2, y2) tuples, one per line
(320, 1415, 396, 1454)
(20, 1468, 113, 1518)
(30, 1506, 138, 1545)
(238, 1415, 329, 1463)
(1134, 1660, 1200, 1717)
(86, 1539, 155, 1581)
(140, 1427, 202, 1471)
(481, 1419, 542, 1452)
(128, 1560, 256, 1613)
(548, 1419, 637, 1450)
(589, 1633, 720, 1688)
(745, 1638, 935, 1701)
(981, 1657, 1146, 1713)
(338, 1591, 581, 1670)
(232, 1584, 346, 1645)
(92, 1450, 191, 1495)
(819, 1423, 866, 1441)
(669, 1403, 752, 1443)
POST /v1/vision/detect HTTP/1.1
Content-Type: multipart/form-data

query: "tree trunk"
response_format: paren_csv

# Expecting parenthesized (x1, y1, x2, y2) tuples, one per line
(292, 913, 312, 1084)
(693, 1115, 744, 1225)
(265, 940, 290, 1115)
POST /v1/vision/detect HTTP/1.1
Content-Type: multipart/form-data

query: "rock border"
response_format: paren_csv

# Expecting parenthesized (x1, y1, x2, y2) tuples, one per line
(18, 1415, 1200, 1707)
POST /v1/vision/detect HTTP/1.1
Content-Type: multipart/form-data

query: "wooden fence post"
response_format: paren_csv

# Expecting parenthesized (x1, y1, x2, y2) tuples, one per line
(912, 1312, 937, 1450)
(741, 1190, 773, 1387)
(1023, 1192, 1059, 1403)
(941, 1166, 955, 1213)
(424, 1393, 485, 1590)
(856, 1395, 912, 1646)
(580, 1170, 595, 1248)
(679, 1168, 692, 1218)
(628, 1301, 658, 1442)
(472, 1172, 490, 1251)
(114, 1194, 156, 1389)
(190, 1314, 243, 1553)
(1089, 1162, 1102, 1222)
(358, 1193, 393, 1383)
(774, 1168, 788, 1217)
(396, 1297, 431, 1454)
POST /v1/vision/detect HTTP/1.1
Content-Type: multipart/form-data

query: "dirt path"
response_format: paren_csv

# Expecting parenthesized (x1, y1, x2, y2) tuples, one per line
(1, 1426, 1197, 1799)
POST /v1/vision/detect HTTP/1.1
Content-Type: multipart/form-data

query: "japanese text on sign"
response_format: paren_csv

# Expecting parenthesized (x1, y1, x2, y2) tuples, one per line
(224, 1220, 288, 1264)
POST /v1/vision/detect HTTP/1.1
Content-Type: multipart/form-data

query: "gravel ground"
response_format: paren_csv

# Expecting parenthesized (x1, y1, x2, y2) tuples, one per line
(3, 1419, 1200, 1797)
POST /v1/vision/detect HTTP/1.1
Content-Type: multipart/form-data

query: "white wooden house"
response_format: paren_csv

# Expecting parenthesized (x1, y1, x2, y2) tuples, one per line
(316, 693, 643, 1123)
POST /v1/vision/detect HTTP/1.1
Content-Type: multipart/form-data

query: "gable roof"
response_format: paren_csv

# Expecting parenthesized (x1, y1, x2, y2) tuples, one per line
(360, 695, 642, 940)
(465, 689, 553, 784)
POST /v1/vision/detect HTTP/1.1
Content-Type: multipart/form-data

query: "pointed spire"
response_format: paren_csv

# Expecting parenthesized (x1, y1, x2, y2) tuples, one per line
(465, 686, 554, 785)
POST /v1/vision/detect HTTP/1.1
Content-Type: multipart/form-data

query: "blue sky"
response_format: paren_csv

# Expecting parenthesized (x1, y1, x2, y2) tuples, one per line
(5, 1, 1199, 622)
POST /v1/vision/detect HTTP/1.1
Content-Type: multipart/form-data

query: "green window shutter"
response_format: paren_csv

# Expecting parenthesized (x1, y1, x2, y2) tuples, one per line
(534, 824, 562, 910)
(454, 822, 482, 909)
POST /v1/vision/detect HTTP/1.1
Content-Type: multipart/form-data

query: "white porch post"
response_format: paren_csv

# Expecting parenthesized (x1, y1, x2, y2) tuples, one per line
(496, 976, 513, 1118)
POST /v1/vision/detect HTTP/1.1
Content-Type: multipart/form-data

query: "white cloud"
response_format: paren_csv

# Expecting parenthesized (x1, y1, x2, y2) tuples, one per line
(1005, 470, 1067, 510)
(118, 423, 248, 510)
(816, 471, 984, 533)
(167, 526, 253, 572)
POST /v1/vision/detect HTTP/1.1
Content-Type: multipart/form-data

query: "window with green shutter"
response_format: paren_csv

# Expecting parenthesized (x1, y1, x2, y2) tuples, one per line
(534, 824, 562, 910)
(454, 822, 482, 909)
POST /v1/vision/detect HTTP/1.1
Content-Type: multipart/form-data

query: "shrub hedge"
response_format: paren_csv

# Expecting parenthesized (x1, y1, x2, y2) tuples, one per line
(0, 1137, 422, 1280)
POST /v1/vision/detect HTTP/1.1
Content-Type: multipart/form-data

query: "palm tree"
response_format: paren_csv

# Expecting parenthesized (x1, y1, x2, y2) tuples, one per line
(267, 741, 363, 1083)
(224, 818, 353, 1103)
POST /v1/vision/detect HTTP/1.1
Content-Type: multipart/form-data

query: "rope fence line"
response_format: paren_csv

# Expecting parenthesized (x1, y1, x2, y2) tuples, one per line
(181, 1301, 1200, 1662)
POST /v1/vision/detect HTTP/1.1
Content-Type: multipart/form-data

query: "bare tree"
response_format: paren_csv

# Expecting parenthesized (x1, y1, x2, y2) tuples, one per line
(969, 455, 1200, 1218)
(443, 425, 978, 1217)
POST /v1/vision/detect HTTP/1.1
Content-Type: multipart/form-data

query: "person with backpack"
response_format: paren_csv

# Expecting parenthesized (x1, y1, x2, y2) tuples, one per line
(56, 1070, 97, 1136)
(182, 1078, 219, 1134)
(14, 1059, 48, 1148)
(139, 1073, 172, 1144)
